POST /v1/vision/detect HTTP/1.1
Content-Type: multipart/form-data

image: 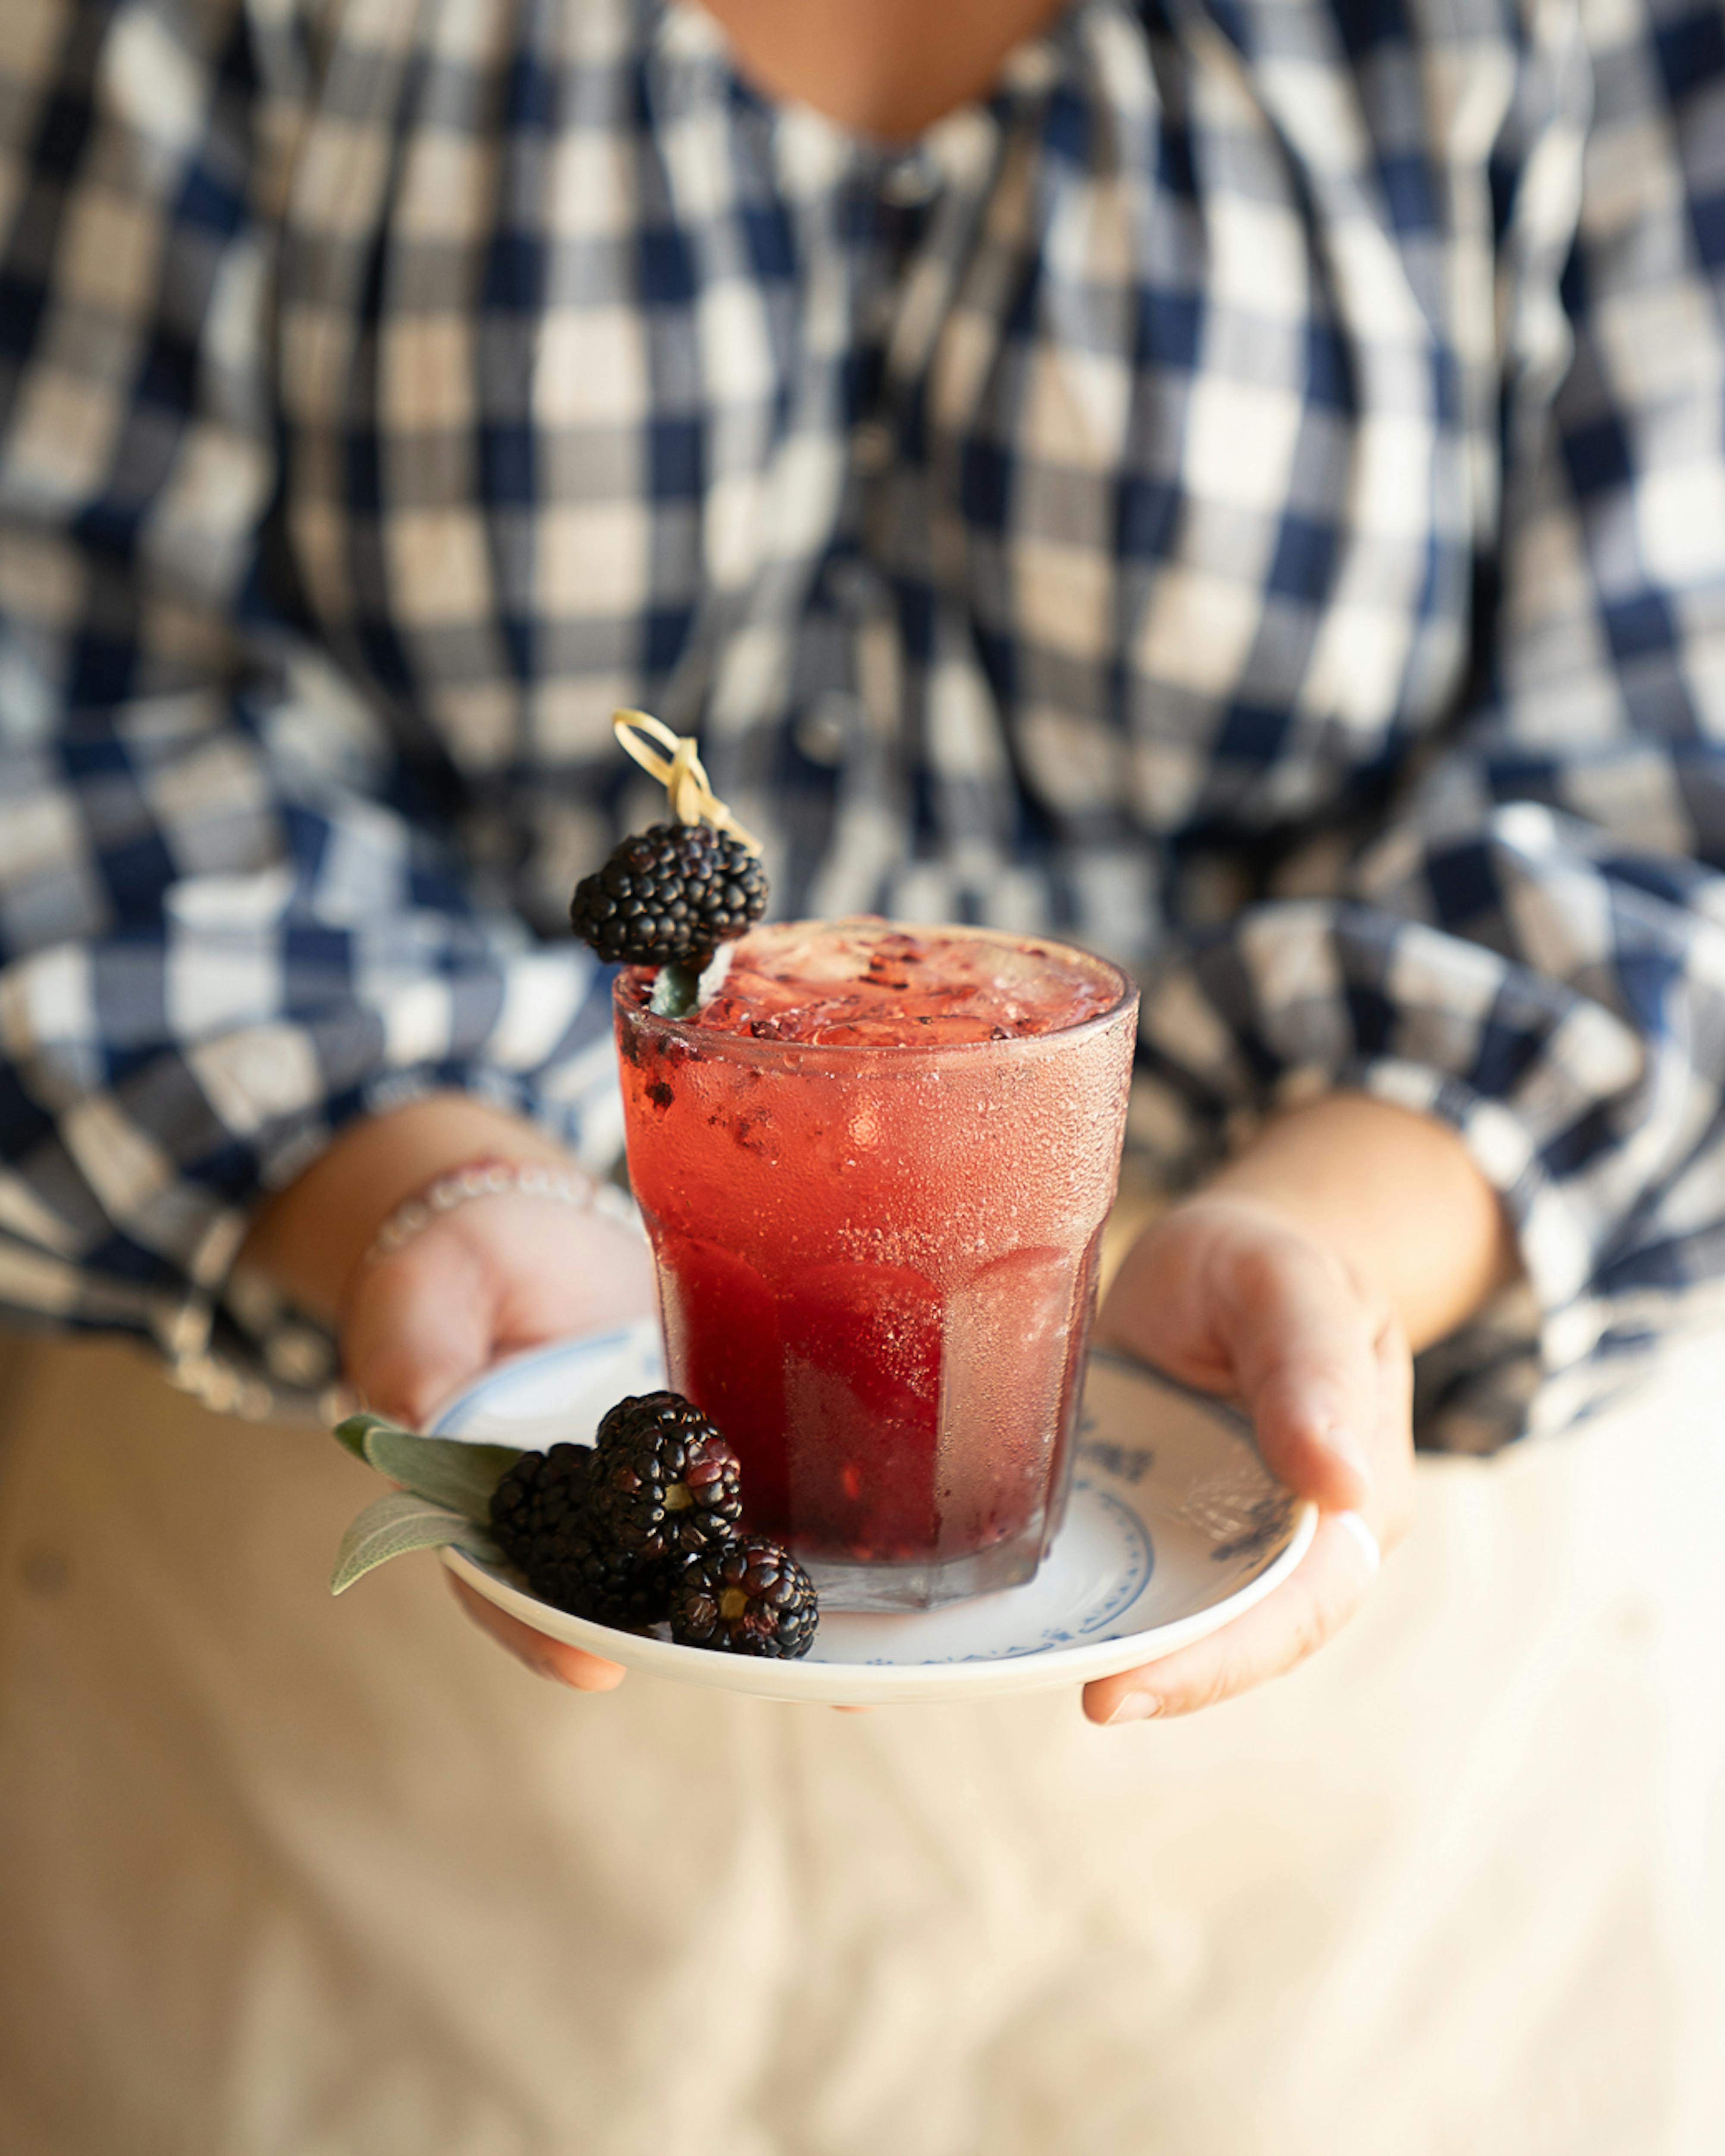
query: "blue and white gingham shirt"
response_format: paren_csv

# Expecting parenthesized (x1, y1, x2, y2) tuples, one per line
(3, 0, 1723, 1443)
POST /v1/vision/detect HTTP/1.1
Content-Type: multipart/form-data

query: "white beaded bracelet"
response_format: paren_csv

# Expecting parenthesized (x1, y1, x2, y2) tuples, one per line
(357, 1155, 631, 1268)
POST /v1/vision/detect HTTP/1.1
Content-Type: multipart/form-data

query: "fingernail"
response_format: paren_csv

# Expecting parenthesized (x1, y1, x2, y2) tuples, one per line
(1324, 1426, 1374, 1492)
(1334, 1510, 1381, 1575)
(1106, 1690, 1163, 1725)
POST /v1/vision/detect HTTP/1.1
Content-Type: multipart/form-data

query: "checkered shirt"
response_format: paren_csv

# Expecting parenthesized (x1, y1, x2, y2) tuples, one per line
(3, 0, 1725, 1443)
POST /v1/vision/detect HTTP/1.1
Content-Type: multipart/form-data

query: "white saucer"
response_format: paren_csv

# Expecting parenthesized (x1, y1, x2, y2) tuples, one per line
(436, 1322, 1316, 1705)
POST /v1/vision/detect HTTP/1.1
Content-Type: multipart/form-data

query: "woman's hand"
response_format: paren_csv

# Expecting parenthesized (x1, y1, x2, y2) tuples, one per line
(345, 1189, 655, 1693)
(339, 1182, 652, 1431)
(242, 1094, 655, 1691)
(1082, 1092, 1517, 1727)
(1082, 1193, 1411, 1722)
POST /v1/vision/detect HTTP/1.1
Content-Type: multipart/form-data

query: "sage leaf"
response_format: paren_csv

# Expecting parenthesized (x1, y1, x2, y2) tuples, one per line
(331, 1490, 506, 1595)
(365, 1427, 523, 1522)
(332, 1411, 380, 1464)
(649, 961, 703, 1016)
(332, 1412, 523, 1523)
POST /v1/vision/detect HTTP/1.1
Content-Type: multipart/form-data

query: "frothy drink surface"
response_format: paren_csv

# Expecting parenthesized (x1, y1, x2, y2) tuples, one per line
(676, 921, 1121, 1046)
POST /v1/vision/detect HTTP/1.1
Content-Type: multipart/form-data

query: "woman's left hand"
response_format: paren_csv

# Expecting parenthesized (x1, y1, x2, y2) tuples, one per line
(1081, 1190, 1416, 1725)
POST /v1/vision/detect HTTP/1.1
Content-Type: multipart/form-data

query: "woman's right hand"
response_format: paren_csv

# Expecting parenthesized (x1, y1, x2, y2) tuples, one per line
(344, 1183, 656, 1692)
(338, 1175, 653, 1432)
(241, 1093, 656, 1690)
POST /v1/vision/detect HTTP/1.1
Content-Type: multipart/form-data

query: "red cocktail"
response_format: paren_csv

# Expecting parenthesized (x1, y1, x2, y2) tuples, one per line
(615, 921, 1137, 1609)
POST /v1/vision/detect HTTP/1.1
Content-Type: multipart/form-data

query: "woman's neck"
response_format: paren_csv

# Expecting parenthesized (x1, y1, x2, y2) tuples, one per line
(689, 0, 1073, 142)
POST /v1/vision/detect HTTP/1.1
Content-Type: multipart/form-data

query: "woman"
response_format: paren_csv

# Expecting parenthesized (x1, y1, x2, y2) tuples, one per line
(1, 0, 1721, 2144)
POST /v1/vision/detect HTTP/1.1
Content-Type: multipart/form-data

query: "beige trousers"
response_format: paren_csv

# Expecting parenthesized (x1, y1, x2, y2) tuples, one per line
(1, 1330, 1722, 2156)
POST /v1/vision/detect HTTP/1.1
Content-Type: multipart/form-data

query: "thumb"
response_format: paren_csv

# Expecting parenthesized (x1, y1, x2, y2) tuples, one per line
(1211, 1227, 1379, 1512)
(340, 1235, 499, 1429)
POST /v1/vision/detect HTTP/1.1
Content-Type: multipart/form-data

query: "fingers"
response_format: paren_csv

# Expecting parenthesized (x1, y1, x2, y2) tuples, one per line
(1215, 1231, 1378, 1512)
(1081, 1504, 1384, 1725)
(1082, 1193, 1418, 1726)
(339, 1199, 656, 1429)
(1366, 1305, 1415, 1551)
(341, 1234, 497, 1428)
(344, 1206, 641, 1694)
(448, 1576, 627, 1692)
(1099, 1199, 1393, 1513)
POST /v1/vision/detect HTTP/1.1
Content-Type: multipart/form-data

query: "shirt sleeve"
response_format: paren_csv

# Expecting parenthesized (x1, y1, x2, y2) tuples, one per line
(1134, 0, 1725, 1452)
(0, 0, 620, 1413)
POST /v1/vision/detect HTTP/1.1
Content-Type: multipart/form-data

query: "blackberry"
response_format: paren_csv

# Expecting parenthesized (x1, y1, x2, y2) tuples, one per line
(669, 1537, 820, 1659)
(589, 1392, 744, 1564)
(489, 1440, 593, 1561)
(569, 822, 767, 968)
(489, 1442, 671, 1630)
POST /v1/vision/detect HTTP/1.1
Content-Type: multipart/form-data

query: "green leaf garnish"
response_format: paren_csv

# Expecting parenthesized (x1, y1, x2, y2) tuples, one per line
(649, 961, 704, 1016)
(332, 1412, 523, 1523)
(331, 1491, 505, 1595)
(332, 1411, 376, 1463)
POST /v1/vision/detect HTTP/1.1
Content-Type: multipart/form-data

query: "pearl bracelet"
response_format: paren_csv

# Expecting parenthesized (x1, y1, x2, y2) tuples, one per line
(358, 1154, 624, 1268)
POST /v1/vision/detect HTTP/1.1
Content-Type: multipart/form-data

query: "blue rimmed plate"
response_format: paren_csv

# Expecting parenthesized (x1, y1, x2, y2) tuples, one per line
(436, 1322, 1316, 1705)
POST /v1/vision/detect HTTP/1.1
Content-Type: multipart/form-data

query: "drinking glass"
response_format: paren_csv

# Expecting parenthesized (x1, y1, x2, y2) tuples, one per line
(615, 924, 1137, 1610)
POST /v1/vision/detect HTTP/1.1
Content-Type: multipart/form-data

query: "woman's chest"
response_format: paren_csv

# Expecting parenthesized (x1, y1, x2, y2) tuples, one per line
(266, 0, 1577, 837)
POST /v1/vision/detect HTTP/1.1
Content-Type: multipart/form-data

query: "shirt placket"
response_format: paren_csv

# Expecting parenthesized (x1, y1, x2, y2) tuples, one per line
(808, 108, 1035, 924)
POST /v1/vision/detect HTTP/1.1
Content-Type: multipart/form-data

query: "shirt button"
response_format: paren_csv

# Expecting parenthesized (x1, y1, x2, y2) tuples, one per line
(827, 558, 881, 613)
(880, 152, 937, 207)
(796, 696, 854, 766)
(862, 282, 899, 338)
(852, 420, 894, 475)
